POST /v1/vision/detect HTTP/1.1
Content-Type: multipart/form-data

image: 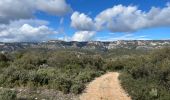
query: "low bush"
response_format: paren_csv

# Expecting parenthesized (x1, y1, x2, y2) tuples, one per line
(120, 48, 170, 100)
(0, 89, 17, 100)
(0, 50, 106, 95)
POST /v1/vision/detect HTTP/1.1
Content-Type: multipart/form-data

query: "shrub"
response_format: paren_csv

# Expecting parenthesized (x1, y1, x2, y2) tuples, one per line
(104, 59, 125, 71)
(70, 83, 85, 94)
(0, 89, 17, 100)
(0, 49, 106, 95)
(55, 78, 72, 94)
(120, 48, 170, 100)
(0, 54, 8, 62)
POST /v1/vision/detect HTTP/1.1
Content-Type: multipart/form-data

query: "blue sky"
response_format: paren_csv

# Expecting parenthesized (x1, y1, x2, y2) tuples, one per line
(0, 0, 170, 42)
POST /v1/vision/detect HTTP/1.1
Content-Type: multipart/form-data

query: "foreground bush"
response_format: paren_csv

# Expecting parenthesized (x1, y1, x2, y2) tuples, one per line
(0, 89, 17, 100)
(0, 50, 105, 95)
(120, 48, 170, 100)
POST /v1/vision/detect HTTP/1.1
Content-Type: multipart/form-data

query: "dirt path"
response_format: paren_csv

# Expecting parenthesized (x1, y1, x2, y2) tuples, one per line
(80, 72, 131, 100)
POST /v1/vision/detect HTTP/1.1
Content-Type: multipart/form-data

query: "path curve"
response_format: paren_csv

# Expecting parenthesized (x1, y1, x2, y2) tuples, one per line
(80, 72, 131, 100)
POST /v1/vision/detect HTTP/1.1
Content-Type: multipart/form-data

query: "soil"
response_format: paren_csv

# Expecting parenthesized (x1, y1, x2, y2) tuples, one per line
(79, 72, 131, 100)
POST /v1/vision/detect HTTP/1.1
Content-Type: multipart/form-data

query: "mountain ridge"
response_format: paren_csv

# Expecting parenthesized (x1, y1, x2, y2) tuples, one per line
(1, 40, 170, 52)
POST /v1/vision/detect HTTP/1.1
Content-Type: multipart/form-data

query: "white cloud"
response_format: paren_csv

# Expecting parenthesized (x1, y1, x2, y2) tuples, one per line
(0, 0, 71, 23)
(70, 12, 96, 41)
(8, 19, 49, 27)
(95, 4, 170, 32)
(0, 19, 58, 42)
(36, 0, 72, 16)
(71, 12, 95, 31)
(96, 34, 150, 41)
(72, 31, 96, 41)
(0, 0, 34, 23)
(71, 4, 170, 33)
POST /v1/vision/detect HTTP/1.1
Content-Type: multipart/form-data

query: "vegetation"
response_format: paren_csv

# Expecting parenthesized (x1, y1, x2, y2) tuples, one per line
(1, 47, 170, 100)
(119, 48, 170, 100)
(0, 89, 17, 100)
(0, 49, 106, 97)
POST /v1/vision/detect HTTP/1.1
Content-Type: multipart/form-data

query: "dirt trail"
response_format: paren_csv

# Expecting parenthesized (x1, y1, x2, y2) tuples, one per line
(80, 72, 131, 100)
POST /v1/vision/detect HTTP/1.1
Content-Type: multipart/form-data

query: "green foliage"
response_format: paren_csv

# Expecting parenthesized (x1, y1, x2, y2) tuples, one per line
(54, 77, 72, 94)
(120, 48, 170, 100)
(0, 50, 105, 95)
(0, 89, 17, 100)
(104, 59, 125, 71)
(70, 83, 85, 94)
(0, 53, 8, 62)
(2, 47, 170, 100)
(0, 53, 10, 68)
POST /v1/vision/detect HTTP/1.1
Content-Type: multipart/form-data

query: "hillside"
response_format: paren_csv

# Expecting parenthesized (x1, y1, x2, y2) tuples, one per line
(1, 40, 170, 52)
(0, 47, 170, 99)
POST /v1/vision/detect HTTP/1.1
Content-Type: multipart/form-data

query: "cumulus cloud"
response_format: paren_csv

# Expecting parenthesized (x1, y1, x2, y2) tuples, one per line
(71, 12, 96, 41)
(36, 0, 71, 16)
(71, 4, 170, 33)
(71, 4, 170, 41)
(72, 31, 96, 41)
(0, 19, 58, 42)
(0, 0, 34, 23)
(8, 19, 49, 27)
(0, 0, 71, 23)
(71, 12, 95, 31)
(0, 0, 71, 42)
(95, 4, 170, 32)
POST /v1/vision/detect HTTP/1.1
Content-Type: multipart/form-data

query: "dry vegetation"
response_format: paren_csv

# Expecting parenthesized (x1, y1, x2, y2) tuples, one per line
(0, 48, 170, 100)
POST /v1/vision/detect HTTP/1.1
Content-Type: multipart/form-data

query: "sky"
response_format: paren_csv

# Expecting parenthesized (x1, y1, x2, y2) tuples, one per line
(0, 0, 170, 42)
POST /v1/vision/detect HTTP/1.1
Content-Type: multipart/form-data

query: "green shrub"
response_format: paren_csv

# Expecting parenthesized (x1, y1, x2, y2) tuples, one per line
(70, 83, 85, 94)
(55, 78, 72, 94)
(0, 89, 17, 100)
(120, 48, 170, 100)
(0, 54, 8, 62)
